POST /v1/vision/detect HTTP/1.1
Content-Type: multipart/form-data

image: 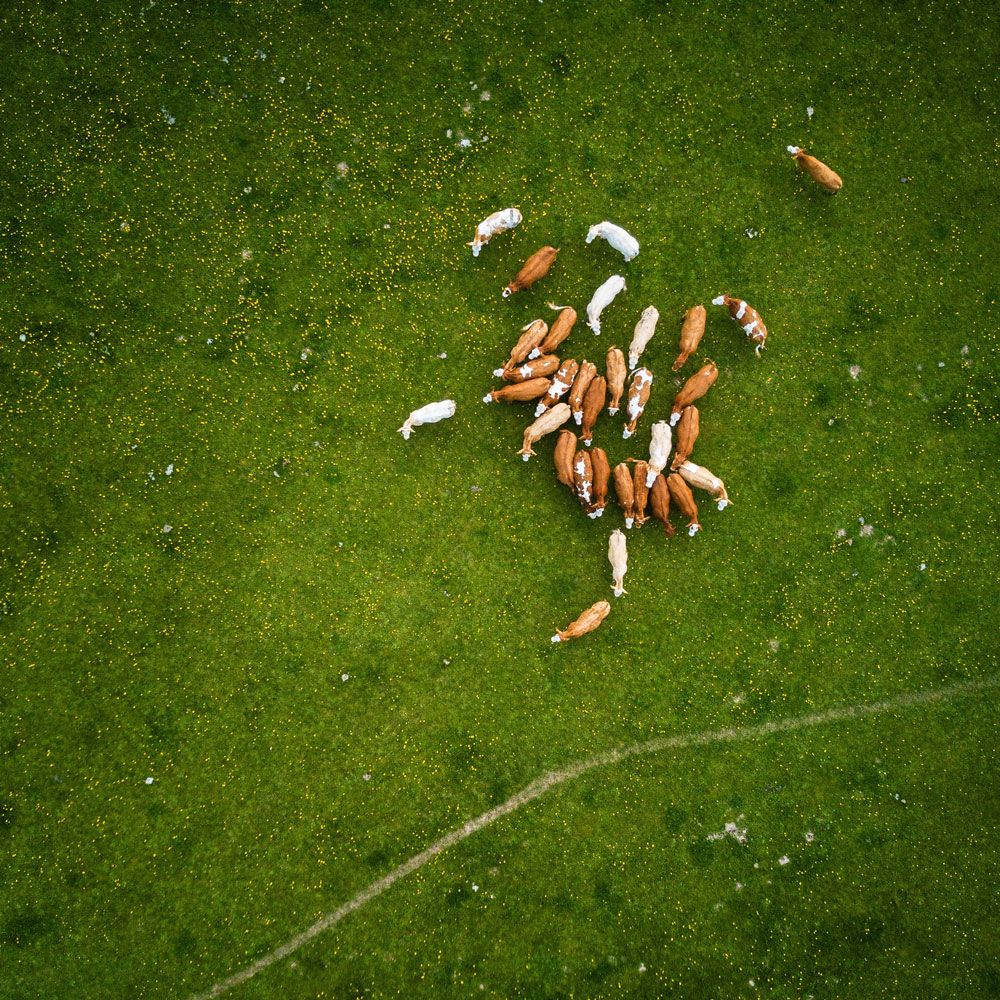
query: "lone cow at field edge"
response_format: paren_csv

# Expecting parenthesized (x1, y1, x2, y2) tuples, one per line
(787, 146, 842, 193)
(551, 600, 611, 642)
(469, 207, 522, 256)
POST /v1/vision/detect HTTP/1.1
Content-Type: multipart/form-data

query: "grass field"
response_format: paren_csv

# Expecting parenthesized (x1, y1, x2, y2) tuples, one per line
(2, 0, 999, 997)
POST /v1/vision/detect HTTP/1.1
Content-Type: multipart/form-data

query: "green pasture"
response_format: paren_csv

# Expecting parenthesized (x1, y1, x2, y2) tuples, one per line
(1, 0, 998, 996)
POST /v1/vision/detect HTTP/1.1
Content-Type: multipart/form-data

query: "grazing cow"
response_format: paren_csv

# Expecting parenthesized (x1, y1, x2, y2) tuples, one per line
(711, 295, 768, 355)
(670, 361, 717, 425)
(553, 428, 578, 487)
(666, 473, 701, 535)
(518, 402, 571, 460)
(501, 354, 561, 383)
(606, 345, 627, 414)
(787, 146, 842, 193)
(608, 529, 629, 596)
(649, 474, 675, 537)
(633, 461, 650, 526)
(613, 462, 636, 528)
(503, 246, 558, 298)
(469, 207, 522, 256)
(532, 304, 578, 358)
(495, 319, 548, 375)
(586, 275, 627, 335)
(669, 405, 699, 469)
(678, 460, 731, 510)
(672, 305, 706, 371)
(590, 447, 610, 518)
(580, 375, 607, 446)
(483, 377, 552, 404)
(628, 305, 659, 370)
(572, 449, 594, 512)
(551, 600, 611, 642)
(535, 359, 579, 416)
(397, 399, 456, 440)
(622, 367, 653, 438)
(586, 221, 640, 262)
(644, 420, 673, 486)
(569, 360, 597, 425)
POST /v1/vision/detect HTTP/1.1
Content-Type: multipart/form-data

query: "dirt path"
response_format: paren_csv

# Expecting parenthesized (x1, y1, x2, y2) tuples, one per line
(189, 674, 996, 1000)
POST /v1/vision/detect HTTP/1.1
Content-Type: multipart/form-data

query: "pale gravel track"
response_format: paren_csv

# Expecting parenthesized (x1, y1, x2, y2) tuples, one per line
(189, 674, 996, 1000)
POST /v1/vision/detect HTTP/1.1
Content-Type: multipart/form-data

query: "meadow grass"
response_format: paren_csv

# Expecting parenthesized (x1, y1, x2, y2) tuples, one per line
(1, 0, 999, 997)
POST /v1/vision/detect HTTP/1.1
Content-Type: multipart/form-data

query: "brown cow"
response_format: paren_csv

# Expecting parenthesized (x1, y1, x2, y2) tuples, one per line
(667, 472, 701, 535)
(622, 367, 653, 439)
(483, 378, 552, 404)
(534, 359, 579, 416)
(712, 295, 768, 356)
(580, 375, 607, 446)
(551, 600, 611, 642)
(672, 305, 706, 371)
(633, 460, 650, 526)
(572, 449, 594, 512)
(648, 474, 675, 537)
(670, 361, 717, 425)
(503, 246, 558, 298)
(553, 428, 578, 487)
(590, 447, 610, 518)
(670, 405, 699, 468)
(613, 462, 636, 528)
(677, 460, 731, 510)
(568, 360, 597, 425)
(517, 402, 571, 460)
(606, 345, 627, 414)
(501, 354, 561, 383)
(787, 145, 842, 193)
(495, 319, 548, 375)
(532, 304, 577, 358)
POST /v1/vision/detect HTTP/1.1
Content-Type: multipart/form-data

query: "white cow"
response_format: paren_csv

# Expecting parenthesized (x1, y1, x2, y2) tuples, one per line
(469, 207, 522, 257)
(628, 305, 659, 370)
(397, 399, 456, 439)
(644, 421, 673, 487)
(586, 275, 626, 335)
(608, 529, 628, 597)
(586, 222, 640, 262)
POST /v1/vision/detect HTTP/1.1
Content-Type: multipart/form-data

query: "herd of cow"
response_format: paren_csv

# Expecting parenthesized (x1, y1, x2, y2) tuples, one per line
(397, 146, 844, 642)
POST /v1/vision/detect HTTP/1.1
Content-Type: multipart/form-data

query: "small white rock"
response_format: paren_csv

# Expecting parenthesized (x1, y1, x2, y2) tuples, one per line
(165, 464, 174, 476)
(341, 673, 349, 682)
(779, 855, 790, 865)
(145, 776, 154, 785)
(162, 525, 172, 533)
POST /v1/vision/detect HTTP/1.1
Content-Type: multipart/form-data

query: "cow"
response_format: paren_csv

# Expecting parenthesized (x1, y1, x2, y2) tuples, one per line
(568, 360, 597, 425)
(580, 375, 607, 446)
(483, 378, 552, 404)
(503, 246, 558, 298)
(608, 529, 629, 596)
(633, 461, 650, 526)
(606, 345, 627, 414)
(628, 305, 659, 370)
(397, 399, 456, 440)
(613, 462, 636, 528)
(534, 359, 579, 416)
(469, 207, 522, 257)
(501, 354, 561, 383)
(670, 405, 699, 469)
(666, 472, 701, 535)
(677, 460, 731, 510)
(787, 146, 842, 193)
(586, 221, 640, 262)
(531, 304, 578, 358)
(711, 295, 768, 355)
(551, 600, 611, 642)
(590, 447, 610, 518)
(644, 420, 673, 486)
(670, 361, 717, 425)
(648, 474, 675, 537)
(586, 275, 626, 335)
(622, 367, 653, 438)
(553, 428, 578, 487)
(517, 402, 571, 460)
(495, 319, 548, 375)
(672, 305, 706, 371)
(572, 449, 594, 512)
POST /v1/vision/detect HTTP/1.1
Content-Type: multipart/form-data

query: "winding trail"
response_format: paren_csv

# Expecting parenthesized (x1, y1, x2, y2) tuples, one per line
(190, 674, 996, 1000)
